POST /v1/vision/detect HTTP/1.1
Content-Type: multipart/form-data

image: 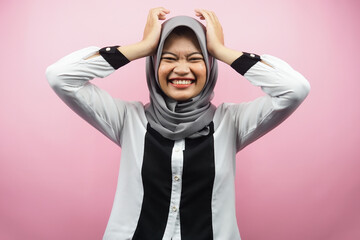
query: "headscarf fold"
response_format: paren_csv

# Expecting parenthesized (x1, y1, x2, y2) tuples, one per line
(145, 16, 218, 140)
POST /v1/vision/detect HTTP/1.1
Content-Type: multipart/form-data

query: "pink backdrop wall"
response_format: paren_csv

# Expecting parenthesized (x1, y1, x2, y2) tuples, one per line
(1, 0, 359, 239)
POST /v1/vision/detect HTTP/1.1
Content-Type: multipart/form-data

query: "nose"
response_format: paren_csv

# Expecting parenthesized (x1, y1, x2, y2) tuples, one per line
(173, 62, 190, 75)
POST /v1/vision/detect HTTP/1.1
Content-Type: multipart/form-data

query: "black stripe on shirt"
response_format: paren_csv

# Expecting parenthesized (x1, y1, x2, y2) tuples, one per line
(180, 122, 215, 240)
(231, 52, 261, 75)
(132, 124, 174, 240)
(99, 46, 130, 70)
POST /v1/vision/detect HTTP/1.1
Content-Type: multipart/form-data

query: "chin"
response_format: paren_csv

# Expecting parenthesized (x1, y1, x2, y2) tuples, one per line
(173, 97, 191, 102)
(169, 94, 193, 102)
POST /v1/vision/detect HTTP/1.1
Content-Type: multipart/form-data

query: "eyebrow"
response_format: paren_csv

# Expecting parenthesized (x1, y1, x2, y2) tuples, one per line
(161, 51, 203, 57)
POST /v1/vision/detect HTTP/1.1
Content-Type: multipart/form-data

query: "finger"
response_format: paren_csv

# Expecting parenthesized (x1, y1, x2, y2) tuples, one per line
(201, 9, 217, 23)
(149, 7, 170, 18)
(200, 9, 223, 32)
(194, 9, 206, 20)
(154, 7, 170, 16)
(157, 9, 170, 20)
(161, 8, 170, 14)
(194, 8, 203, 16)
(211, 11, 220, 22)
(200, 9, 213, 26)
(150, 7, 170, 13)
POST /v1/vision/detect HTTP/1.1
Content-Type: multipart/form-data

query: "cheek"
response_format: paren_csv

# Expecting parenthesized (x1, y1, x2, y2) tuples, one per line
(193, 63, 207, 80)
(158, 64, 173, 79)
(158, 65, 170, 89)
(158, 65, 166, 78)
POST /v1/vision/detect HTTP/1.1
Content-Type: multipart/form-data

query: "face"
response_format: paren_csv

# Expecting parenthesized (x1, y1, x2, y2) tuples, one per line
(158, 33, 207, 102)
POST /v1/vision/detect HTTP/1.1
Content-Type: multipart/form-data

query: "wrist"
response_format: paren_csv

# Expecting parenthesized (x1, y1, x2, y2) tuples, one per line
(209, 44, 226, 60)
(211, 45, 243, 65)
(138, 40, 157, 56)
(117, 41, 153, 61)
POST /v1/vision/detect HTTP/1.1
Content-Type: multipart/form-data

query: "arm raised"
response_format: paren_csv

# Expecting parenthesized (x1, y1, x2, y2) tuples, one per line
(87, 7, 170, 61)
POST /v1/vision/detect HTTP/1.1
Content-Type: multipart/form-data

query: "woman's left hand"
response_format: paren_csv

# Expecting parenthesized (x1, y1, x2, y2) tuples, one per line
(195, 9, 225, 58)
(195, 9, 244, 65)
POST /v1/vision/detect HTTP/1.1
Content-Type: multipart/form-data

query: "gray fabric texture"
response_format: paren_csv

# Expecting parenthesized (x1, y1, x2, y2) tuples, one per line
(145, 16, 218, 140)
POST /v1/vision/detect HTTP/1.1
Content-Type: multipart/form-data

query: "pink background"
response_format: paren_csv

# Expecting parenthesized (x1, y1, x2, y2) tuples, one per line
(1, 0, 359, 239)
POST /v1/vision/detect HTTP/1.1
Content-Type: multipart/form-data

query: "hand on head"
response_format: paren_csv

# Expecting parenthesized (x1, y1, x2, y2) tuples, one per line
(142, 7, 171, 56)
(194, 9, 225, 58)
(141, 7, 225, 58)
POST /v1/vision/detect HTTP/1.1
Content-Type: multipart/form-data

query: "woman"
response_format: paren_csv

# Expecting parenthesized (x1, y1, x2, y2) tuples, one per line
(46, 7, 310, 240)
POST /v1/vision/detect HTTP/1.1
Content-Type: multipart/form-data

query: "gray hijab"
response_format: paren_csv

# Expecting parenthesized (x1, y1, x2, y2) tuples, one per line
(145, 16, 218, 140)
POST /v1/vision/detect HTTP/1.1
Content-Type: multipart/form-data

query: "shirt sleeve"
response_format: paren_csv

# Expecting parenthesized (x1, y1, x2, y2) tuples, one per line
(46, 46, 131, 147)
(227, 53, 311, 151)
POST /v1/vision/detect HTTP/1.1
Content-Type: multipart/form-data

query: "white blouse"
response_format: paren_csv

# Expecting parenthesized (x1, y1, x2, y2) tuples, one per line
(46, 46, 310, 240)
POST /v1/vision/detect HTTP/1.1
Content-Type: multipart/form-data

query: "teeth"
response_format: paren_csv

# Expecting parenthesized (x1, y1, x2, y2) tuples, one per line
(171, 80, 193, 85)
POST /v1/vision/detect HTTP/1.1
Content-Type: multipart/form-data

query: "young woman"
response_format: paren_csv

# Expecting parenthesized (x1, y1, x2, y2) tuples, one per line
(46, 7, 310, 240)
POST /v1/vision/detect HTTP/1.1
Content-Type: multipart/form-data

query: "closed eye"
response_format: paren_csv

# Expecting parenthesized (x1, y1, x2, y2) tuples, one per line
(189, 57, 204, 62)
(187, 52, 204, 62)
(161, 57, 177, 61)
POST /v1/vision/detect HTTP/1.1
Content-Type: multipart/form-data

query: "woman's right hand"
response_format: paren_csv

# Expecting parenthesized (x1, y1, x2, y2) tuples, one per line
(141, 7, 170, 56)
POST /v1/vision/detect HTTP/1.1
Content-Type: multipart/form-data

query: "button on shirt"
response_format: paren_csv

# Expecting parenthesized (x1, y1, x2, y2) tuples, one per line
(162, 140, 184, 240)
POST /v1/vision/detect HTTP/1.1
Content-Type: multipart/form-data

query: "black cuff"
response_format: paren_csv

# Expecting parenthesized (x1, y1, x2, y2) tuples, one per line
(230, 52, 261, 75)
(99, 46, 130, 70)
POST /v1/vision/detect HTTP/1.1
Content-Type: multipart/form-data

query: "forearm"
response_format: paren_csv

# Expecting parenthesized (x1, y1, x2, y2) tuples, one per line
(213, 45, 273, 70)
(85, 41, 152, 61)
(86, 6, 171, 62)
(118, 41, 154, 61)
(211, 45, 242, 65)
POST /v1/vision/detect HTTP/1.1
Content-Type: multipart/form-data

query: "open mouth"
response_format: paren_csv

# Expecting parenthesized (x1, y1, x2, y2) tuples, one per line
(168, 78, 195, 88)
